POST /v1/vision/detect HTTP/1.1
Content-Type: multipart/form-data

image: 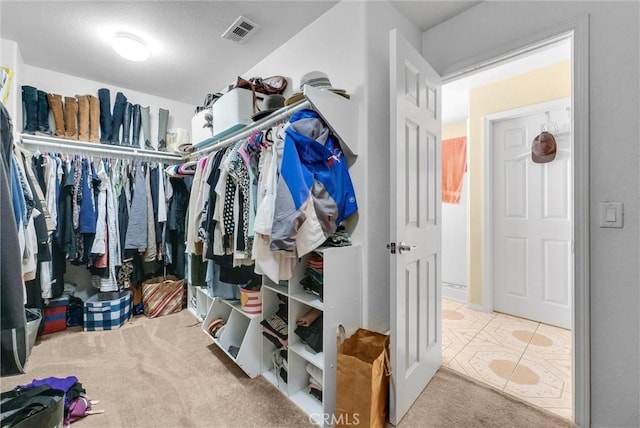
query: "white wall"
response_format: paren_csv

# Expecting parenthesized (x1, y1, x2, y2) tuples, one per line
(422, 2, 640, 427)
(242, 1, 423, 333)
(0, 38, 24, 139)
(441, 120, 468, 289)
(23, 65, 193, 144)
(442, 174, 468, 287)
(242, 1, 370, 322)
(362, 2, 422, 332)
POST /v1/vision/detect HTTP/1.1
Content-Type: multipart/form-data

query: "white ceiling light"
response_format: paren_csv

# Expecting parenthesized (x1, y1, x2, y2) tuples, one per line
(112, 33, 150, 61)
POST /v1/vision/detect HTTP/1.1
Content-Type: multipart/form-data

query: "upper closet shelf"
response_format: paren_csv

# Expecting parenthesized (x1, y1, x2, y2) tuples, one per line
(190, 99, 311, 158)
(19, 134, 183, 163)
(303, 85, 358, 158)
(190, 84, 359, 159)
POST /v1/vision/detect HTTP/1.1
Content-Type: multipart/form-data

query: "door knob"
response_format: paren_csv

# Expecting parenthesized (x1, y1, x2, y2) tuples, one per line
(398, 242, 416, 254)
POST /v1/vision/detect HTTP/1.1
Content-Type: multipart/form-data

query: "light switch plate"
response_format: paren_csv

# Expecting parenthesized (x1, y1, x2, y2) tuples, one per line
(599, 202, 623, 228)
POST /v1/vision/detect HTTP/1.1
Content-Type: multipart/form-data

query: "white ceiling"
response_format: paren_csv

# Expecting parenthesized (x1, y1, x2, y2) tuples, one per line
(0, 1, 480, 106)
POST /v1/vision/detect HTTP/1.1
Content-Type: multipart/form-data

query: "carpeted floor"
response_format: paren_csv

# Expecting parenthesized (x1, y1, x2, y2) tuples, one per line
(1, 310, 576, 427)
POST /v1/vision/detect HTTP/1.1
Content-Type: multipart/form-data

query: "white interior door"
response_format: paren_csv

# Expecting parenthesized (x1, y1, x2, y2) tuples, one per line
(492, 100, 572, 329)
(389, 28, 442, 425)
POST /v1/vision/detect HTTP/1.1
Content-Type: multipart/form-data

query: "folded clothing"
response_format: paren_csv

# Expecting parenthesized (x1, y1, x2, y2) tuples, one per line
(301, 275, 323, 299)
(306, 363, 323, 386)
(262, 327, 288, 349)
(322, 225, 351, 247)
(261, 314, 288, 339)
(294, 314, 323, 353)
(228, 345, 239, 358)
(296, 308, 322, 327)
(306, 254, 324, 270)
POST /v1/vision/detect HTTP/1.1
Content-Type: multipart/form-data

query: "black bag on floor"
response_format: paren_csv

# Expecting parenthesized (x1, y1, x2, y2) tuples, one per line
(0, 385, 64, 428)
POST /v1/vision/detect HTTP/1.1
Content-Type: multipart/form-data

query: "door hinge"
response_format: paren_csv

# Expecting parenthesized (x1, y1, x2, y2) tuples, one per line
(386, 242, 396, 254)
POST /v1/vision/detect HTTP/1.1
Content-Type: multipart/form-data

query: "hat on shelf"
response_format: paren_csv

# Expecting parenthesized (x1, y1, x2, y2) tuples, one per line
(252, 94, 286, 121)
(284, 71, 350, 106)
(531, 131, 557, 163)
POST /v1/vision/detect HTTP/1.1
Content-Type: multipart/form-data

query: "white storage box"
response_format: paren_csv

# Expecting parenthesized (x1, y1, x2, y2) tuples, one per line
(191, 109, 213, 146)
(211, 88, 254, 140)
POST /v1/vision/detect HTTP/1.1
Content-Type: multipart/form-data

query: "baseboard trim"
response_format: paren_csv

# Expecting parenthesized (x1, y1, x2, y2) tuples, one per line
(442, 283, 467, 303)
(467, 303, 490, 313)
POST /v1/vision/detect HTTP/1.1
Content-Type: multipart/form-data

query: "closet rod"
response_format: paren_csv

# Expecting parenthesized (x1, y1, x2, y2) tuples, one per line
(189, 99, 311, 159)
(19, 134, 183, 163)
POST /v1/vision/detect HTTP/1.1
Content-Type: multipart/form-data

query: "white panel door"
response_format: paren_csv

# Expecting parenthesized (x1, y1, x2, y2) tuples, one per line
(492, 101, 572, 329)
(389, 29, 442, 425)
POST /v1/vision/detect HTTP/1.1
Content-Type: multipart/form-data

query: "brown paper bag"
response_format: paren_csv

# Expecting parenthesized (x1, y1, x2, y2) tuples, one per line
(335, 327, 390, 428)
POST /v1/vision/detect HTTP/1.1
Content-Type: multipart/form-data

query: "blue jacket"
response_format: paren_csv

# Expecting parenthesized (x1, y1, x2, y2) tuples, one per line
(271, 109, 357, 252)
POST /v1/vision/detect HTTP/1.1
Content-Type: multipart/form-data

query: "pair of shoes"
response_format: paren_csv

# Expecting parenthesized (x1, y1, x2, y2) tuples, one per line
(272, 348, 289, 371)
(272, 349, 289, 386)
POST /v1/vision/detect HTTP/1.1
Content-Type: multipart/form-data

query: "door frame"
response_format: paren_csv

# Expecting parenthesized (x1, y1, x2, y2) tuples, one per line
(439, 17, 589, 426)
(482, 96, 572, 320)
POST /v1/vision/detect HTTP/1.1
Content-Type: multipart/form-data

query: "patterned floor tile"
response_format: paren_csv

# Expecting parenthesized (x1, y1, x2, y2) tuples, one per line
(443, 326, 483, 352)
(449, 347, 523, 390)
(521, 348, 572, 392)
(530, 323, 572, 355)
(442, 301, 574, 422)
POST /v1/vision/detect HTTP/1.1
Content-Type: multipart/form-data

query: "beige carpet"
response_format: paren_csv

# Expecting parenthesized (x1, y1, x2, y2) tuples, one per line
(1, 310, 575, 428)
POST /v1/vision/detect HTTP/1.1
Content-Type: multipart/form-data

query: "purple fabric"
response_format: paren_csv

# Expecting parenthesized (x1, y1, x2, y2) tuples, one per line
(20, 375, 78, 393)
(66, 396, 91, 424)
(19, 375, 79, 408)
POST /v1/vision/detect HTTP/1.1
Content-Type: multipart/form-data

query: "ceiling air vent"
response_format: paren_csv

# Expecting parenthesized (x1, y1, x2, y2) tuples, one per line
(221, 16, 260, 43)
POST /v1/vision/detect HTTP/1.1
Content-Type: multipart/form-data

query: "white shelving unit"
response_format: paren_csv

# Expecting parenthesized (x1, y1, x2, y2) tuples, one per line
(201, 297, 262, 378)
(261, 244, 362, 424)
(187, 283, 212, 322)
(185, 88, 362, 425)
(185, 254, 213, 322)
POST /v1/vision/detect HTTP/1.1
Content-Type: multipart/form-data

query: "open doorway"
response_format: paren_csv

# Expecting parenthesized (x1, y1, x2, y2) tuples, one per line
(440, 38, 574, 421)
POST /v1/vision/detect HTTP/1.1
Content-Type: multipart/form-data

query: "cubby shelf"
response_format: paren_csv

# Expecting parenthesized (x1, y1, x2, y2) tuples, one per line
(186, 90, 361, 427)
(201, 297, 262, 378)
(260, 243, 362, 425)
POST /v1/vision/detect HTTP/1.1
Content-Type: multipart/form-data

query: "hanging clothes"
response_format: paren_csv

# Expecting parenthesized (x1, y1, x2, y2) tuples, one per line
(124, 162, 148, 251)
(271, 109, 357, 256)
(185, 156, 209, 256)
(1, 102, 28, 376)
(91, 160, 120, 292)
(18, 150, 181, 305)
(252, 127, 298, 283)
(181, 110, 358, 287)
(167, 176, 190, 278)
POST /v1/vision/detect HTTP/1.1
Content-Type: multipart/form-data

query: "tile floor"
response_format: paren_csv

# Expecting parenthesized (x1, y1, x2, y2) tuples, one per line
(442, 298, 573, 421)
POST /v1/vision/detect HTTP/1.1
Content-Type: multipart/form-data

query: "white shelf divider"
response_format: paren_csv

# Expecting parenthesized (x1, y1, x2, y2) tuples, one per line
(201, 297, 263, 378)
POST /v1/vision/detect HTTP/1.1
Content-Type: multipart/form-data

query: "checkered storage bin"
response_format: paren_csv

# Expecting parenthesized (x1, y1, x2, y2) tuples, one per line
(84, 290, 132, 331)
